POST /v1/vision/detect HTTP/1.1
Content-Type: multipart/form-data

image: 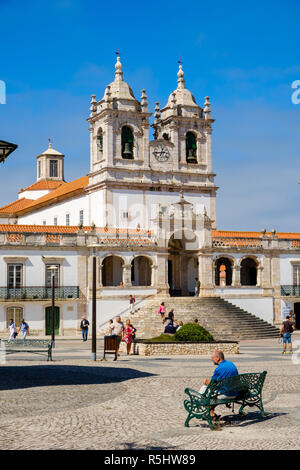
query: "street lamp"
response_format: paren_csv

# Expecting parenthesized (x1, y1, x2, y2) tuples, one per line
(0, 140, 18, 164)
(48, 265, 58, 349)
(91, 247, 97, 361)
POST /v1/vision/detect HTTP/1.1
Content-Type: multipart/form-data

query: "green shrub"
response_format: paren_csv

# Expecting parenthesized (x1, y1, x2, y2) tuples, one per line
(146, 334, 176, 342)
(174, 322, 214, 342)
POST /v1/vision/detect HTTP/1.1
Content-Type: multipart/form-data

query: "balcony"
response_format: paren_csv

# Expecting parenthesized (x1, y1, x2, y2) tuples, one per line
(281, 285, 300, 297)
(0, 286, 80, 300)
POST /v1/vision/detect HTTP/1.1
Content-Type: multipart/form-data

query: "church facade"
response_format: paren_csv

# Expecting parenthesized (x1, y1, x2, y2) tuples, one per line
(0, 58, 299, 335)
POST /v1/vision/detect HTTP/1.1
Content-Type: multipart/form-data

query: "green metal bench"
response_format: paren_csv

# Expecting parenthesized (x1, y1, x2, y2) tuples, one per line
(0, 338, 53, 361)
(184, 371, 267, 430)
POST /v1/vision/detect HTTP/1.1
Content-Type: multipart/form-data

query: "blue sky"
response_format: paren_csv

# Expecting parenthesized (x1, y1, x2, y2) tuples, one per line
(0, 0, 299, 231)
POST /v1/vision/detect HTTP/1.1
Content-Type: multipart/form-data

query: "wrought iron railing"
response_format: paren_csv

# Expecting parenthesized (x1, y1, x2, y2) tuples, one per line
(281, 285, 300, 297)
(0, 286, 79, 300)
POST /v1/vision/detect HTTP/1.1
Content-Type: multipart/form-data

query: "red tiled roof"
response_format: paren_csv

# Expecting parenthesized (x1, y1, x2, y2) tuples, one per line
(18, 180, 64, 193)
(213, 230, 300, 240)
(0, 198, 34, 215)
(14, 176, 89, 215)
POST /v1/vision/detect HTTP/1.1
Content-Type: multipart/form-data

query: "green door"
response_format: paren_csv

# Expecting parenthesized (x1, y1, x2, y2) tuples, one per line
(45, 307, 60, 335)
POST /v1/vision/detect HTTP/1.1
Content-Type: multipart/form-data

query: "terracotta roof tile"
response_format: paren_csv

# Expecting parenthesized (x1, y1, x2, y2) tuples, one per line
(213, 230, 300, 240)
(0, 198, 35, 214)
(14, 176, 89, 215)
(18, 180, 65, 193)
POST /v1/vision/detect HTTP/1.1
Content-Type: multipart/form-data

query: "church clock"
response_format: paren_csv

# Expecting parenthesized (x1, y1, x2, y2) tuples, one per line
(153, 145, 170, 162)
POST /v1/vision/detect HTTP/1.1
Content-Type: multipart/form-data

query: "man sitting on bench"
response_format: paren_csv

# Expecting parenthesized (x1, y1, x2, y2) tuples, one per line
(199, 350, 238, 421)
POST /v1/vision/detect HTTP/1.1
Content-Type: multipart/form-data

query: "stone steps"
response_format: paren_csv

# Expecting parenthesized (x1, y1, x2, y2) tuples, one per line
(121, 296, 280, 340)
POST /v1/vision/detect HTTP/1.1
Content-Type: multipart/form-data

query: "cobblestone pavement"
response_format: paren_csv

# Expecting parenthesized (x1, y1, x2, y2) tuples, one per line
(1, 334, 300, 450)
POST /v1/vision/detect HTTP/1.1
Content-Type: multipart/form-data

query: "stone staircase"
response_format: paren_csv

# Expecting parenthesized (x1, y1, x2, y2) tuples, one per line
(112, 296, 280, 341)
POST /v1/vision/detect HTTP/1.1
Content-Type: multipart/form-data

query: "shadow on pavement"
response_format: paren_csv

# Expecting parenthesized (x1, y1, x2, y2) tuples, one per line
(220, 411, 287, 428)
(0, 365, 156, 391)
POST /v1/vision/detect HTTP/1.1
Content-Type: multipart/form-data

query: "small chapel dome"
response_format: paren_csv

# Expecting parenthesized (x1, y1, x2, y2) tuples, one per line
(103, 56, 137, 101)
(165, 64, 198, 108)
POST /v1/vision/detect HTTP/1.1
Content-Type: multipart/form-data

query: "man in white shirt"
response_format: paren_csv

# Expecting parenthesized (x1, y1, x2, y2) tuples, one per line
(113, 316, 124, 358)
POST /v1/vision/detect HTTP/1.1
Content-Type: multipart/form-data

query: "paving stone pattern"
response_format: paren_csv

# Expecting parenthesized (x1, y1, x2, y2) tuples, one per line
(0, 334, 300, 450)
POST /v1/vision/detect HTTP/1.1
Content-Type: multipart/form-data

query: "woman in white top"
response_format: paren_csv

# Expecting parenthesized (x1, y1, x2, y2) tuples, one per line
(8, 319, 16, 342)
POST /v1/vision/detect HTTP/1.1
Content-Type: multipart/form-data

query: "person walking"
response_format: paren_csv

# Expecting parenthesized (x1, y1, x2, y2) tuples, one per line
(19, 319, 29, 345)
(107, 319, 114, 336)
(80, 316, 90, 342)
(280, 315, 295, 354)
(123, 319, 135, 355)
(112, 316, 124, 359)
(8, 318, 17, 342)
(158, 302, 166, 322)
(195, 278, 201, 297)
(129, 295, 136, 314)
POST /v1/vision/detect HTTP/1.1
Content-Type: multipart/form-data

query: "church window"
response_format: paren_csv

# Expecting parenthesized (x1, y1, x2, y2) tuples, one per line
(121, 126, 134, 159)
(97, 128, 103, 155)
(45, 264, 60, 288)
(293, 265, 300, 285)
(38, 161, 41, 179)
(66, 213, 70, 226)
(79, 210, 84, 225)
(7, 307, 23, 328)
(186, 132, 197, 164)
(50, 160, 58, 177)
(53, 217, 58, 226)
(7, 264, 22, 289)
(240, 258, 257, 286)
(43, 220, 46, 225)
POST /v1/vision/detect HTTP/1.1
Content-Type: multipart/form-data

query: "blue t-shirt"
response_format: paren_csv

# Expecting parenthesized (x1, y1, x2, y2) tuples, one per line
(211, 360, 239, 396)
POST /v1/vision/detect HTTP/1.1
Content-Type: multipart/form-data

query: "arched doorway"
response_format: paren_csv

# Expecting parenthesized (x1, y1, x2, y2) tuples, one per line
(102, 256, 123, 286)
(45, 306, 60, 336)
(131, 256, 152, 286)
(215, 258, 233, 286)
(295, 303, 300, 330)
(240, 257, 258, 286)
(168, 231, 199, 296)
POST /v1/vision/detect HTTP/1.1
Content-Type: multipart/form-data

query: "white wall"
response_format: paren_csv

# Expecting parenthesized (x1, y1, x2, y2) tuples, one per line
(0, 249, 78, 287)
(280, 254, 300, 285)
(18, 194, 89, 227)
(225, 297, 274, 324)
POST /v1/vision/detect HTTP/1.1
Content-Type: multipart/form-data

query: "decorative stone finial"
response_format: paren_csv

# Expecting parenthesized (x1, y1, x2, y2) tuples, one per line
(177, 64, 185, 89)
(261, 228, 266, 235)
(115, 56, 123, 81)
(171, 91, 177, 109)
(48, 138, 52, 149)
(271, 229, 276, 235)
(90, 94, 97, 116)
(104, 85, 112, 108)
(154, 102, 161, 122)
(141, 89, 148, 112)
(204, 96, 211, 120)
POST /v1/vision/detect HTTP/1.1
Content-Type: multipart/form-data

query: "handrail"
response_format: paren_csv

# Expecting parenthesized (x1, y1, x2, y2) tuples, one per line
(97, 293, 155, 329)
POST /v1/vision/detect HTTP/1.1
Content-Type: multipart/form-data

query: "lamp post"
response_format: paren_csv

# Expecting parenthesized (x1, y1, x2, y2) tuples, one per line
(91, 247, 97, 361)
(48, 265, 58, 349)
(0, 140, 18, 164)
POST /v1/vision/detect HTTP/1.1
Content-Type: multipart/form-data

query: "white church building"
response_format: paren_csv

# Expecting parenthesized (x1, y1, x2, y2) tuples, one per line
(0, 57, 299, 336)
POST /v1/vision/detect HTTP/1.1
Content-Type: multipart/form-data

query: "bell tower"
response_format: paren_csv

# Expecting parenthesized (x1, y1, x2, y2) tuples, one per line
(87, 56, 152, 188)
(150, 64, 217, 227)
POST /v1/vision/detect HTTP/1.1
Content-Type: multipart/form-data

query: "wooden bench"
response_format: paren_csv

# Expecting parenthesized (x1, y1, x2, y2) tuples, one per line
(0, 338, 53, 361)
(184, 371, 267, 430)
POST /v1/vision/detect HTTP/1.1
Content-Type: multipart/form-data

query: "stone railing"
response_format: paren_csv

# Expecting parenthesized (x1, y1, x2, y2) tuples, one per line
(213, 238, 262, 248)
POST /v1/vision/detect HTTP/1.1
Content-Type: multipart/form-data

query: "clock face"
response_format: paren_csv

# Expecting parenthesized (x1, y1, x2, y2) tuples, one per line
(153, 145, 170, 162)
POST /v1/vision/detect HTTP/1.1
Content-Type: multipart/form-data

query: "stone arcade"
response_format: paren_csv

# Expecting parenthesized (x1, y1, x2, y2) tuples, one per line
(0, 57, 299, 335)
